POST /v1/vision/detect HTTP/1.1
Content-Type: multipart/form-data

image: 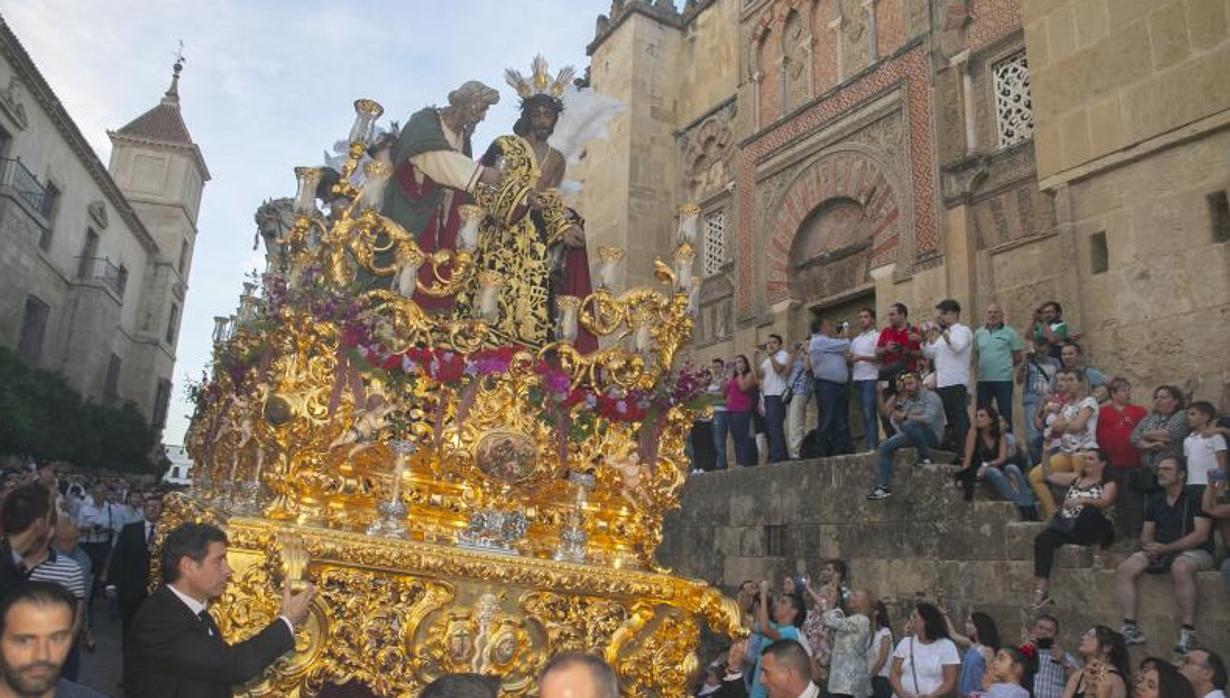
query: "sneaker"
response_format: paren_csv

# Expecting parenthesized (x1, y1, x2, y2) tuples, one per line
(917, 457, 933, 466)
(1121, 624, 1147, 646)
(866, 486, 892, 501)
(1174, 628, 1197, 654)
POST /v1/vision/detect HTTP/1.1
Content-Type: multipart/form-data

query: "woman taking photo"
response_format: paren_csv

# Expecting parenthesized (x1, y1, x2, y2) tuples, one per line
(749, 580, 804, 698)
(817, 590, 873, 698)
(944, 611, 1000, 697)
(1031, 448, 1117, 608)
(956, 407, 1034, 512)
(890, 602, 959, 698)
(725, 355, 759, 467)
(1029, 369, 1100, 518)
(1061, 626, 1129, 698)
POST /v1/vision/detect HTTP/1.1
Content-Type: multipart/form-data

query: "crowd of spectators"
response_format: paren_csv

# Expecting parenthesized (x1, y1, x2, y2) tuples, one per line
(689, 297, 1230, 659)
(696, 559, 1227, 698)
(0, 461, 175, 695)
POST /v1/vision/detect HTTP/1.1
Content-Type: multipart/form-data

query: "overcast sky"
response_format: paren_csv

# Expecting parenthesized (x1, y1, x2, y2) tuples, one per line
(2, 0, 617, 446)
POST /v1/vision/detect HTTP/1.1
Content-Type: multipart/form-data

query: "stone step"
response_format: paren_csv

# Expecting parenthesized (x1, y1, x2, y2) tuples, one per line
(662, 449, 1230, 662)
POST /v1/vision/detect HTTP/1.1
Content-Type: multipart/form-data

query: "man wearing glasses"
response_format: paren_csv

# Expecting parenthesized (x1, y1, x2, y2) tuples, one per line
(1179, 648, 1227, 698)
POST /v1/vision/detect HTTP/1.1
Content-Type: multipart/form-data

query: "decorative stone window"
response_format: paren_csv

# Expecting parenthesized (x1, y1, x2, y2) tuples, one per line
(703, 209, 726, 277)
(992, 51, 1034, 149)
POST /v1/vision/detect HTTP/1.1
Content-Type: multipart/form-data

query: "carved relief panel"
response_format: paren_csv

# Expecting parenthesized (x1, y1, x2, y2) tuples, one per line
(680, 104, 738, 203)
(782, 9, 811, 112)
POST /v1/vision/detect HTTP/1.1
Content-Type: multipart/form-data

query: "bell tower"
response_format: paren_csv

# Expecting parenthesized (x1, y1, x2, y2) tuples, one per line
(106, 54, 210, 431)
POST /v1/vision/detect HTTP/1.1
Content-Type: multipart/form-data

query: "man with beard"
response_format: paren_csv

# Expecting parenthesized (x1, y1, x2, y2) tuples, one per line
(381, 80, 503, 312)
(463, 56, 596, 350)
(0, 581, 103, 697)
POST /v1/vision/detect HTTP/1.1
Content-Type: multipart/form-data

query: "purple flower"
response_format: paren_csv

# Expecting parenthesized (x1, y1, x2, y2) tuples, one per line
(544, 370, 570, 396)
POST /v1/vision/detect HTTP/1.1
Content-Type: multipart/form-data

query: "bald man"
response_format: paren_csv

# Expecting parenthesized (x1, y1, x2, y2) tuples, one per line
(973, 302, 1024, 430)
(538, 652, 619, 698)
(758, 639, 817, 698)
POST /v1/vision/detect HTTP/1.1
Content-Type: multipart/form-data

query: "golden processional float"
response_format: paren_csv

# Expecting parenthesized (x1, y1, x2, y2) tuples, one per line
(175, 97, 741, 697)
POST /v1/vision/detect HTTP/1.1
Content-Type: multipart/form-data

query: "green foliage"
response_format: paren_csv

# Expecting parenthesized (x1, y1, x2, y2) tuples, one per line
(0, 347, 156, 472)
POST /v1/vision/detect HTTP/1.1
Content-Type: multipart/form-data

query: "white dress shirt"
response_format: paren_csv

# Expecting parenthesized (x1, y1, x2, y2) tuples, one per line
(922, 322, 973, 388)
(168, 584, 294, 635)
(797, 682, 820, 698)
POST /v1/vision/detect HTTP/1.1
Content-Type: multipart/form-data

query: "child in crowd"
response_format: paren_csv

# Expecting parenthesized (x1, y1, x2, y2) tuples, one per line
(1184, 401, 1228, 490)
(970, 648, 1030, 698)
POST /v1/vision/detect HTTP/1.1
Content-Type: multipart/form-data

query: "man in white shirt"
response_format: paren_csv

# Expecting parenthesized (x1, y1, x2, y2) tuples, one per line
(848, 308, 882, 452)
(73, 484, 118, 602)
(758, 639, 819, 698)
(1179, 648, 1227, 698)
(757, 334, 792, 463)
(921, 298, 973, 453)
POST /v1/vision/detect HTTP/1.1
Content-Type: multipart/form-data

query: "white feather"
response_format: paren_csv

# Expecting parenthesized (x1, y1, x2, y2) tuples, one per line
(549, 84, 627, 179)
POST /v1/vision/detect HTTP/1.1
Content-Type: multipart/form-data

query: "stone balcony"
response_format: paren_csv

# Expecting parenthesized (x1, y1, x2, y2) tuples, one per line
(658, 450, 1229, 658)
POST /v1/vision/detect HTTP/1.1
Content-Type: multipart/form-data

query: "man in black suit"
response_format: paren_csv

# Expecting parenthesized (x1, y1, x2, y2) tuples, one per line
(123, 522, 315, 698)
(104, 494, 163, 637)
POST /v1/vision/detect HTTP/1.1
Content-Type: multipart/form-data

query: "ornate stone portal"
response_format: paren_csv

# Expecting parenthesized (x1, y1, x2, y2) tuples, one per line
(178, 98, 740, 697)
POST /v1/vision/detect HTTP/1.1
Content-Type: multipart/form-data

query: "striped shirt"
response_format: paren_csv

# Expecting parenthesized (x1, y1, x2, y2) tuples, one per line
(27, 548, 87, 600)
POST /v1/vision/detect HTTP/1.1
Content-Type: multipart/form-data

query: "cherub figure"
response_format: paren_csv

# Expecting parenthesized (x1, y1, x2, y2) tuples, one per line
(603, 451, 651, 506)
(328, 394, 396, 458)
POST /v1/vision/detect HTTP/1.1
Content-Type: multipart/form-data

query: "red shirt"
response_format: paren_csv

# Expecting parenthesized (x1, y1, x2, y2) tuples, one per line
(1097, 402, 1147, 469)
(876, 324, 921, 372)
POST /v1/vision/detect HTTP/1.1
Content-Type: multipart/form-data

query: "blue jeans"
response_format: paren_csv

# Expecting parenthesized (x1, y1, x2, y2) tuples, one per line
(981, 464, 1034, 506)
(875, 420, 938, 487)
(763, 395, 788, 463)
(814, 379, 851, 457)
(854, 380, 880, 451)
(728, 409, 756, 466)
(1022, 397, 1043, 465)
(977, 380, 1015, 431)
(712, 410, 729, 470)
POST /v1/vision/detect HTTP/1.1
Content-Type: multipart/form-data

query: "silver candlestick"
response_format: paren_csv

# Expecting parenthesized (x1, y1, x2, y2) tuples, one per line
(367, 439, 415, 537)
(553, 470, 596, 563)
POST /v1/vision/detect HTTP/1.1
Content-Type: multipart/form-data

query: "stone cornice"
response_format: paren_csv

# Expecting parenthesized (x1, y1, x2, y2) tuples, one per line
(0, 17, 158, 253)
(108, 130, 211, 182)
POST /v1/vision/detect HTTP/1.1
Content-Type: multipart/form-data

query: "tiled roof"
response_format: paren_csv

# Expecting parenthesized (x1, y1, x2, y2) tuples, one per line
(115, 94, 194, 145)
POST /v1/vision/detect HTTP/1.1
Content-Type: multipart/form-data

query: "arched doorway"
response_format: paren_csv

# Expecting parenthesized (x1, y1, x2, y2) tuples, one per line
(789, 197, 876, 448)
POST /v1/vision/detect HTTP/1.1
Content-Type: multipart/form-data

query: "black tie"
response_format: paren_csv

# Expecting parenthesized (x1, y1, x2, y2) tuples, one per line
(197, 610, 218, 637)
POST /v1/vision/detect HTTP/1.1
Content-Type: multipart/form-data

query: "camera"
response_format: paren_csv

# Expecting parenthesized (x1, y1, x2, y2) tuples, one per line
(835, 321, 849, 332)
(1036, 638, 1054, 650)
